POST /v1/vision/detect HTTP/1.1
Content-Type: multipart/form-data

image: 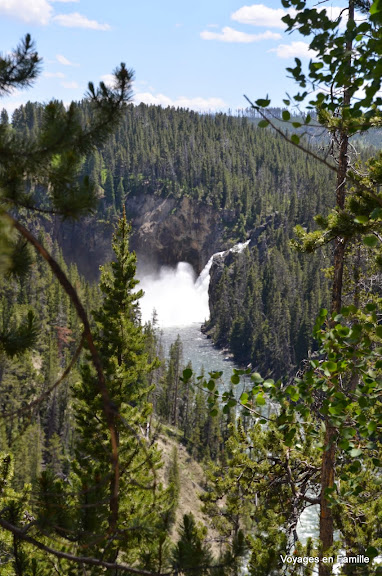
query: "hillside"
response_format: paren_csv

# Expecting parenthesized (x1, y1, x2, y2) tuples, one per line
(157, 427, 222, 555)
(8, 101, 338, 375)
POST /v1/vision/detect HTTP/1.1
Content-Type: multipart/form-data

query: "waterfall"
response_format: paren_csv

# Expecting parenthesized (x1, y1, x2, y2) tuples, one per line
(138, 262, 209, 327)
(138, 240, 250, 327)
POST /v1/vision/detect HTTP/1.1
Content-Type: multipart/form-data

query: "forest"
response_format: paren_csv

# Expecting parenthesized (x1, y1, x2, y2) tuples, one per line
(7, 100, 337, 377)
(0, 0, 382, 574)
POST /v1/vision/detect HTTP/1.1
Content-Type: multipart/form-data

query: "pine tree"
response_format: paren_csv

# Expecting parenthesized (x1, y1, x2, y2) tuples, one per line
(67, 213, 170, 568)
(172, 513, 214, 575)
(167, 446, 180, 526)
(166, 335, 183, 427)
(0, 34, 133, 356)
(116, 176, 126, 212)
(0, 35, 171, 575)
(103, 169, 116, 209)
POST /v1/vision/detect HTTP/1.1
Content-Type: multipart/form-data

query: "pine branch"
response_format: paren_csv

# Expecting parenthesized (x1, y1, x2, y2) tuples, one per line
(0, 34, 41, 95)
(244, 95, 382, 209)
(0, 516, 167, 576)
(0, 515, 234, 575)
(4, 65, 133, 163)
(4, 212, 120, 533)
(0, 63, 134, 219)
(0, 310, 38, 356)
(244, 95, 338, 173)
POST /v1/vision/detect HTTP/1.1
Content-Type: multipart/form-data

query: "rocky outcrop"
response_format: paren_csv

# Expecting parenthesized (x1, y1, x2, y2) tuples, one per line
(125, 194, 224, 274)
(53, 193, 227, 281)
(52, 215, 114, 281)
(247, 212, 282, 256)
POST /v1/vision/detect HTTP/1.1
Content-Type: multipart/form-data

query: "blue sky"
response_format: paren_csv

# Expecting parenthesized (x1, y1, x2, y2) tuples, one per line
(0, 0, 343, 114)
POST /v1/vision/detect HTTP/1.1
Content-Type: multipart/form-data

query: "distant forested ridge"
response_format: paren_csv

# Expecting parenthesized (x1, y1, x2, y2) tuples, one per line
(2, 2, 381, 569)
(9, 101, 337, 225)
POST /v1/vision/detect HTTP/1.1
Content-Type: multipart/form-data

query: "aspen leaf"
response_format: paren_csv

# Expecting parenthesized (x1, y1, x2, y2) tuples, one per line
(182, 368, 192, 381)
(363, 235, 378, 247)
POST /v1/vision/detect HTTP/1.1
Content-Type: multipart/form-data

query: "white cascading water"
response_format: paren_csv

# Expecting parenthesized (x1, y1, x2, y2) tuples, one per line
(138, 240, 250, 327)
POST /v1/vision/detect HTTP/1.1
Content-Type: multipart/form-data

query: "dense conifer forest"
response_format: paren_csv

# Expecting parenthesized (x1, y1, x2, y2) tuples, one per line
(1, 0, 382, 572)
(10, 100, 338, 226)
(2, 97, 381, 573)
(6, 101, 339, 376)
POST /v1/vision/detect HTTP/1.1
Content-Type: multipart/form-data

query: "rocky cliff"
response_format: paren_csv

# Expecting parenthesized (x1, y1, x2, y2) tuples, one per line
(53, 193, 229, 281)
(125, 194, 225, 274)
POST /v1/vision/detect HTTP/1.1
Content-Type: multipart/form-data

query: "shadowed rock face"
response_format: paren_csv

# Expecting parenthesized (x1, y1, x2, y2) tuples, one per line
(53, 193, 226, 281)
(129, 195, 224, 274)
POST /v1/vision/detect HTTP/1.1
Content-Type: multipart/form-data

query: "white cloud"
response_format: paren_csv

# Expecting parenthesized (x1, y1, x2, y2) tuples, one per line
(56, 54, 79, 66)
(0, 0, 52, 24)
(232, 3, 346, 29)
(53, 11, 111, 30)
(134, 92, 226, 112)
(0, 0, 112, 31)
(269, 41, 313, 59)
(231, 4, 288, 29)
(43, 71, 65, 78)
(61, 80, 79, 89)
(200, 26, 281, 43)
(100, 74, 115, 88)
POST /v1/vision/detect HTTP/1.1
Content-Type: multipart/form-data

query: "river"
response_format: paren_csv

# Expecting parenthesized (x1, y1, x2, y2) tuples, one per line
(137, 252, 318, 545)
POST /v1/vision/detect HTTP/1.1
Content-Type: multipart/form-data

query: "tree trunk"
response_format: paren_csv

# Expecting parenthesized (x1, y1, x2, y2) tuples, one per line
(318, 136, 348, 576)
(319, 424, 336, 575)
(318, 3, 353, 572)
